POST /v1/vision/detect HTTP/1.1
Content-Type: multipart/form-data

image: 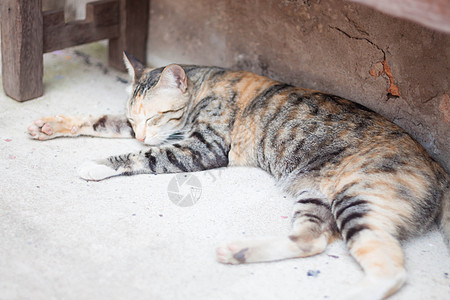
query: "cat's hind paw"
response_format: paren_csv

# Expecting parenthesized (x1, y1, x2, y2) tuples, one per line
(216, 243, 250, 264)
(78, 160, 120, 181)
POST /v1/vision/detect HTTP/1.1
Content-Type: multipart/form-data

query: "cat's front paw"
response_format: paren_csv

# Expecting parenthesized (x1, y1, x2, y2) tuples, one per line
(28, 119, 56, 140)
(27, 116, 77, 140)
(78, 160, 121, 181)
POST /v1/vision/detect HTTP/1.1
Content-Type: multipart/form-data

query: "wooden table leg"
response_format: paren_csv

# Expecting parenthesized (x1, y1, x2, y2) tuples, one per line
(1, 0, 44, 101)
(108, 0, 149, 71)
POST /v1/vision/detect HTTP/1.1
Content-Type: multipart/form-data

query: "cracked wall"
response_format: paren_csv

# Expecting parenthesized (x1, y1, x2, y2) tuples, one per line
(147, 0, 450, 172)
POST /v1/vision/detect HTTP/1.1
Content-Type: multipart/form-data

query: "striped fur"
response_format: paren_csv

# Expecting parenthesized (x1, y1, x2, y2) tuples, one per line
(28, 54, 449, 299)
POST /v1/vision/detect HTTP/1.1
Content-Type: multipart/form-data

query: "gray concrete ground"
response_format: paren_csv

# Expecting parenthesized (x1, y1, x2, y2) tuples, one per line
(0, 43, 449, 300)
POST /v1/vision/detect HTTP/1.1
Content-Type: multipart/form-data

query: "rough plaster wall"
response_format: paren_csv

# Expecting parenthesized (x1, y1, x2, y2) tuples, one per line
(147, 0, 449, 173)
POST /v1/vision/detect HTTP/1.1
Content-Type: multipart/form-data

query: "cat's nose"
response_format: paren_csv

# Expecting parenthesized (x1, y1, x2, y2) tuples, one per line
(136, 137, 145, 142)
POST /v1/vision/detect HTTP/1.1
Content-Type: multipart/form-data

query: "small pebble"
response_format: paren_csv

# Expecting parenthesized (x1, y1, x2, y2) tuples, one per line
(307, 269, 320, 277)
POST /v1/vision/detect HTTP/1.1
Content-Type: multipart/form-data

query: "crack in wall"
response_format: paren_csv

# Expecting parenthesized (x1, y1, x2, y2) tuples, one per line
(422, 93, 440, 104)
(329, 26, 386, 58)
(344, 14, 370, 37)
(393, 115, 425, 129)
(329, 26, 400, 98)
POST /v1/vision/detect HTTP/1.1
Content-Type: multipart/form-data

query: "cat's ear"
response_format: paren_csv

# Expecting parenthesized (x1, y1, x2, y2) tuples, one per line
(123, 51, 145, 83)
(157, 64, 188, 93)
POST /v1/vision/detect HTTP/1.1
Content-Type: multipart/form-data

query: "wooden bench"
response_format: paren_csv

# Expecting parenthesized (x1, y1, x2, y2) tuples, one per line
(0, 0, 148, 101)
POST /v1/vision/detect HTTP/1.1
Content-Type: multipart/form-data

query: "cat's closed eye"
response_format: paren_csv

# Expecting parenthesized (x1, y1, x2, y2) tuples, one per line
(160, 106, 186, 114)
(146, 115, 164, 126)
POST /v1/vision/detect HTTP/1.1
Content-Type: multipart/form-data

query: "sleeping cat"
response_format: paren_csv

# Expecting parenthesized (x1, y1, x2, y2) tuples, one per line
(28, 53, 449, 300)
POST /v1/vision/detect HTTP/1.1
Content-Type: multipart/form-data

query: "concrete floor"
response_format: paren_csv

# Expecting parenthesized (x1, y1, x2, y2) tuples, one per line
(0, 43, 449, 300)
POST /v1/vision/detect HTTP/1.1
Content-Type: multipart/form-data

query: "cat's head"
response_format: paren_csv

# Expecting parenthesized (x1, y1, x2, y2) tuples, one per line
(123, 52, 190, 145)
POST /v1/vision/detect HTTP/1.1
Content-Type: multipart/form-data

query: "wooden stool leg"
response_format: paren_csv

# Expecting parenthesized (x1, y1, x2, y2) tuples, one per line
(108, 0, 149, 71)
(1, 0, 43, 101)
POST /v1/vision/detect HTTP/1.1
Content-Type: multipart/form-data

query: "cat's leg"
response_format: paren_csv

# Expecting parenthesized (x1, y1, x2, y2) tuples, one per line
(343, 228, 406, 300)
(216, 192, 336, 264)
(332, 188, 407, 300)
(78, 128, 229, 181)
(27, 115, 134, 140)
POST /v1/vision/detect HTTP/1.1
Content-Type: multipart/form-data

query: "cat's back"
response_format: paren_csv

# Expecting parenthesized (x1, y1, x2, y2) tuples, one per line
(189, 67, 445, 180)
(213, 71, 448, 194)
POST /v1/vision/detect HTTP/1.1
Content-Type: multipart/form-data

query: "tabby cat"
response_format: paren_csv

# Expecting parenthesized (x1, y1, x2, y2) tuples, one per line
(28, 53, 449, 300)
